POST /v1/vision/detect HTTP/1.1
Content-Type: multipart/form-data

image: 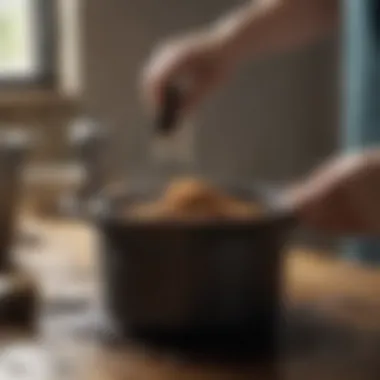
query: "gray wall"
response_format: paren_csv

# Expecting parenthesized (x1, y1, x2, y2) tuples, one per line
(83, 0, 339, 184)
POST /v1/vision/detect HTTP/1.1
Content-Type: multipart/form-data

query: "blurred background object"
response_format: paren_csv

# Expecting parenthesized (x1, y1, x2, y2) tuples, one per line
(61, 116, 108, 218)
(0, 0, 81, 159)
(0, 128, 34, 270)
(0, 0, 83, 217)
(0, 128, 39, 330)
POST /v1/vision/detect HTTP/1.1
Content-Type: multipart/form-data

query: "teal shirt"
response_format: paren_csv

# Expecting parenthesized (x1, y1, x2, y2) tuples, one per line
(343, 0, 380, 263)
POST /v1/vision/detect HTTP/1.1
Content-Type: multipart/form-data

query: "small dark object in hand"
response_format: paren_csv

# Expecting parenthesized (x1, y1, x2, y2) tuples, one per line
(155, 85, 182, 135)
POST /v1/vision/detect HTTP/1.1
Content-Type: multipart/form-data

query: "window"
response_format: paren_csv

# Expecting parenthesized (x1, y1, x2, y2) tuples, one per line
(0, 0, 55, 88)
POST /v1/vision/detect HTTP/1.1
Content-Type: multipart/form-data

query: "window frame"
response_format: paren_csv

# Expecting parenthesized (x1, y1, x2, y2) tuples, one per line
(0, 0, 58, 90)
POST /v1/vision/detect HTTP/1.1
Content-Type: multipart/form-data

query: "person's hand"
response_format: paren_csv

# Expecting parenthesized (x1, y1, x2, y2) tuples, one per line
(286, 149, 380, 235)
(142, 28, 238, 114)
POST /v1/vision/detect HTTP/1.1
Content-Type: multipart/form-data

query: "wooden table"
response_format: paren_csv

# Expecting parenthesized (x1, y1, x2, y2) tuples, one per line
(2, 217, 380, 379)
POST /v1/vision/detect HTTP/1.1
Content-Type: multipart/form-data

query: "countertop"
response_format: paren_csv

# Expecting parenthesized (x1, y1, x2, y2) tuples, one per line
(1, 217, 380, 379)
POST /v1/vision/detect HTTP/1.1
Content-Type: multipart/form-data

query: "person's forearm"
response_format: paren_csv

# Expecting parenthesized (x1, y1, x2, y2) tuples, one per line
(212, 0, 339, 63)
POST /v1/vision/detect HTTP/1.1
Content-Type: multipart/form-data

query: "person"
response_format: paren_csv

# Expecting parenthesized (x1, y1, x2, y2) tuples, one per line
(141, 0, 380, 237)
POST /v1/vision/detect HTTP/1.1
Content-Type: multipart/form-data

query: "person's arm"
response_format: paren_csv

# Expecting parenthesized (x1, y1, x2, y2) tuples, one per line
(143, 0, 339, 111)
(213, 0, 339, 63)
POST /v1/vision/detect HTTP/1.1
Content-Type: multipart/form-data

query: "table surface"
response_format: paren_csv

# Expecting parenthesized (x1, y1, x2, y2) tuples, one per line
(2, 217, 380, 379)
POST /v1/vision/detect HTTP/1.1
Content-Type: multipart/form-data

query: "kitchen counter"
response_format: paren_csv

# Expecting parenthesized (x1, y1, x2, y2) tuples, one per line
(1, 217, 380, 379)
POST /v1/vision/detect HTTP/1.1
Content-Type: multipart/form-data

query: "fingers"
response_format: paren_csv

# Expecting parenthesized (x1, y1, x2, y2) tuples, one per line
(141, 31, 226, 115)
(142, 42, 189, 112)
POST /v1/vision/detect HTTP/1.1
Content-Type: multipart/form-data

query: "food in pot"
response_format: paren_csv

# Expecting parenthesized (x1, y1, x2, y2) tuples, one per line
(127, 177, 262, 220)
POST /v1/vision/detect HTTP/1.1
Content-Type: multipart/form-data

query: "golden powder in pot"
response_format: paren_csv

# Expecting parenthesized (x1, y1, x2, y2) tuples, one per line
(127, 177, 262, 221)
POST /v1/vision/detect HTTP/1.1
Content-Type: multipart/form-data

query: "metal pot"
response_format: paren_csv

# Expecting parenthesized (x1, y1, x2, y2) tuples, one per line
(95, 180, 295, 354)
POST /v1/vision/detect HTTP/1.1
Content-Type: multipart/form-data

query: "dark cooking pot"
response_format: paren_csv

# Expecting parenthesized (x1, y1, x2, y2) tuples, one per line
(95, 180, 295, 355)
